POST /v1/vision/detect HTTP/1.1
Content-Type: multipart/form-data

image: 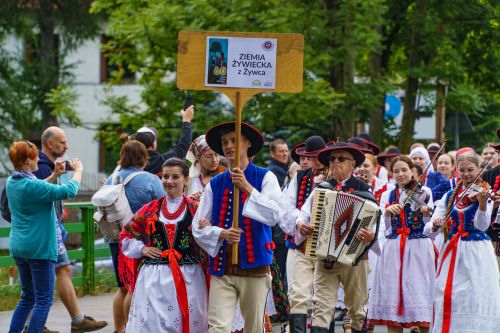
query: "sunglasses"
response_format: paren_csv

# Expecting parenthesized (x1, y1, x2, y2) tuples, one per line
(23, 140, 34, 148)
(329, 155, 354, 163)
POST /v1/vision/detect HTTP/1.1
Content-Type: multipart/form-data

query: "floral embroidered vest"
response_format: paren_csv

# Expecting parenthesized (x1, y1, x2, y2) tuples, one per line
(387, 187, 428, 239)
(444, 190, 490, 241)
(142, 198, 202, 266)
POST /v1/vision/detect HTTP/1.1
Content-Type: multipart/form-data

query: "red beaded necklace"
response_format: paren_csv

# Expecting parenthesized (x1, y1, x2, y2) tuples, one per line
(161, 196, 187, 220)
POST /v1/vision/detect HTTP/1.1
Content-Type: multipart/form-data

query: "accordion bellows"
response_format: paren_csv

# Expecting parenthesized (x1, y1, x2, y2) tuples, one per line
(305, 189, 381, 266)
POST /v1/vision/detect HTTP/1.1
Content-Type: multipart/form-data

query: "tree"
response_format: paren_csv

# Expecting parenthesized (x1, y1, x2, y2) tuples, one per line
(0, 0, 103, 148)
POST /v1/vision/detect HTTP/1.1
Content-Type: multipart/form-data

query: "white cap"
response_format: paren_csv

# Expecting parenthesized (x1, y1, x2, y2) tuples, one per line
(136, 127, 156, 137)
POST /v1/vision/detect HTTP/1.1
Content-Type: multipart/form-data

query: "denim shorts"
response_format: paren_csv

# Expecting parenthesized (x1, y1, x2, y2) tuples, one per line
(55, 248, 71, 269)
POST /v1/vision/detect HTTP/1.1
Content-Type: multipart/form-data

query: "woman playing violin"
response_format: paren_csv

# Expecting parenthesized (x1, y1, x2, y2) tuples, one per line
(427, 151, 500, 333)
(368, 156, 436, 333)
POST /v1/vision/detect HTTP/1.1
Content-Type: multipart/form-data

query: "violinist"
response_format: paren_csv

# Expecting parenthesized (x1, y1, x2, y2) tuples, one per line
(368, 156, 436, 333)
(427, 151, 500, 333)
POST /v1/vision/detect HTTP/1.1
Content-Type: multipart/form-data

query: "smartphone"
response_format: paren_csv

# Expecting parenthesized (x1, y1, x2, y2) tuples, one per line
(183, 94, 193, 110)
(65, 160, 73, 171)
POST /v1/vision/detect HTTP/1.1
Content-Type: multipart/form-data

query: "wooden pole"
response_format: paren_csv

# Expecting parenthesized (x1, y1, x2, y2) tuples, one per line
(232, 91, 242, 265)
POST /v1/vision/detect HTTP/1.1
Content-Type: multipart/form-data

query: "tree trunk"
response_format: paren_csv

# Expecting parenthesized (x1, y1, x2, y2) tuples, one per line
(399, 0, 427, 153)
(39, 0, 58, 128)
(330, 1, 356, 141)
(369, 26, 384, 146)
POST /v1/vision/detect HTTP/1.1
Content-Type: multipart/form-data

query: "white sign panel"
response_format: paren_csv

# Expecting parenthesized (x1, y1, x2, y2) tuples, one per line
(205, 36, 277, 89)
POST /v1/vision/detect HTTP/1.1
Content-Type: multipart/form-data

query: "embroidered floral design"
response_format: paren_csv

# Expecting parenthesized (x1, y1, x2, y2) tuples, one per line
(179, 232, 191, 250)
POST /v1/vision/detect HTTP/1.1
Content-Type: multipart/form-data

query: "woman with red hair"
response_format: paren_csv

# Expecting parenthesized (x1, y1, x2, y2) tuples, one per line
(6, 140, 83, 333)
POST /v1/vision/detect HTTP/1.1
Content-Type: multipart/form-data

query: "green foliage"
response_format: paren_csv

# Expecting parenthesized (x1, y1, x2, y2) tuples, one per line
(45, 84, 82, 126)
(0, 0, 103, 151)
(90, 0, 388, 153)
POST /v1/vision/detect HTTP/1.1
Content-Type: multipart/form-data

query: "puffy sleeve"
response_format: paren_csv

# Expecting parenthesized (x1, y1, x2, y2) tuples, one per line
(279, 174, 300, 235)
(379, 190, 392, 232)
(120, 200, 158, 258)
(191, 183, 224, 257)
(425, 194, 448, 237)
(294, 187, 316, 245)
(474, 199, 493, 231)
(422, 186, 434, 224)
(242, 172, 283, 228)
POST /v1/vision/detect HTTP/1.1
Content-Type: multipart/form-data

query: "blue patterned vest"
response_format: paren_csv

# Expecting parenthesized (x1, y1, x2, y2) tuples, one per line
(386, 187, 428, 239)
(209, 163, 273, 277)
(444, 190, 490, 241)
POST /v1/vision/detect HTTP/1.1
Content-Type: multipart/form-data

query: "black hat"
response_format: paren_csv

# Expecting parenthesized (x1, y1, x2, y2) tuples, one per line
(348, 137, 374, 154)
(295, 136, 326, 157)
(376, 147, 401, 165)
(205, 121, 264, 157)
(357, 133, 381, 155)
(318, 142, 365, 167)
(291, 143, 305, 163)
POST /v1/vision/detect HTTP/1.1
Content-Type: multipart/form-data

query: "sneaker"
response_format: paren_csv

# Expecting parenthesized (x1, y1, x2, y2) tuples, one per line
(71, 316, 108, 333)
(43, 328, 60, 333)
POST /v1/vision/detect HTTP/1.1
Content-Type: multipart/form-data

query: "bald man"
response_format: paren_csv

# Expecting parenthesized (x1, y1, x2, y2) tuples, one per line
(34, 127, 107, 333)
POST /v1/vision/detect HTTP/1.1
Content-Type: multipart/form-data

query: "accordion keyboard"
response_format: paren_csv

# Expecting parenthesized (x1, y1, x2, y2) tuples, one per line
(305, 189, 328, 259)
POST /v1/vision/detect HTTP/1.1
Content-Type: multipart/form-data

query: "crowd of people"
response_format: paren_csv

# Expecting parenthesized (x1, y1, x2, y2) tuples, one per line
(3, 103, 500, 333)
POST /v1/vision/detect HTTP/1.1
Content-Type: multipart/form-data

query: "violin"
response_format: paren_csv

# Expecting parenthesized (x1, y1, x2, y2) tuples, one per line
(462, 178, 491, 202)
(400, 179, 431, 211)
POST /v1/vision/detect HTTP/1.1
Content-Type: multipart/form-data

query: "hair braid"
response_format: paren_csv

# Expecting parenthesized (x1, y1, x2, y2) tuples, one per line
(442, 180, 463, 238)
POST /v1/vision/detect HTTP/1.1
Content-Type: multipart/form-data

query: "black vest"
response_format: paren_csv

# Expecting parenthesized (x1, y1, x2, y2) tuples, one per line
(143, 200, 202, 266)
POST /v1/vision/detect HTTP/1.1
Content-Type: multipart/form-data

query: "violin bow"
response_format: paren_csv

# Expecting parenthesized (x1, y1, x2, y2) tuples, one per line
(402, 140, 447, 207)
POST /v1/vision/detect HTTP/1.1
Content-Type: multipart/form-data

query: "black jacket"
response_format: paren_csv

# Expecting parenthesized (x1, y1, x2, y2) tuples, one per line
(267, 158, 288, 188)
(145, 122, 192, 176)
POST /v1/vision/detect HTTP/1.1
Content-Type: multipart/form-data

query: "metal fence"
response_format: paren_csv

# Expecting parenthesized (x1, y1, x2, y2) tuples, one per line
(0, 202, 112, 294)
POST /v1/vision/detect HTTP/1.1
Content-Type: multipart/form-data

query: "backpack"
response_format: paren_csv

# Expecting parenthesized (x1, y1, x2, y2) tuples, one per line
(91, 171, 145, 240)
(1, 186, 11, 223)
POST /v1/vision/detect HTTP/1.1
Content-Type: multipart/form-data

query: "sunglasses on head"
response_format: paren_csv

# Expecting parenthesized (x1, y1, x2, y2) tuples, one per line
(329, 155, 353, 162)
(23, 140, 34, 148)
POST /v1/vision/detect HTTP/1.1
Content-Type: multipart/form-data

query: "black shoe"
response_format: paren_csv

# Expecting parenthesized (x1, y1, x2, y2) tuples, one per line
(311, 326, 330, 333)
(289, 313, 307, 333)
(351, 328, 366, 333)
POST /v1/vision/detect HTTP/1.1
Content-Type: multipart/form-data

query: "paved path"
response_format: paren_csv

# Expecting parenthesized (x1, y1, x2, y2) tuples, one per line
(0, 293, 116, 333)
(0, 293, 390, 332)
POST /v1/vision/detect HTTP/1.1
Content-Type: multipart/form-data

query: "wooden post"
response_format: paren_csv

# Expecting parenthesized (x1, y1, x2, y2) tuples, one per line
(232, 91, 242, 264)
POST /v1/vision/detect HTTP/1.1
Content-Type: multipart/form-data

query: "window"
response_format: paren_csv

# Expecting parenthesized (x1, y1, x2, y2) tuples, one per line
(100, 35, 135, 83)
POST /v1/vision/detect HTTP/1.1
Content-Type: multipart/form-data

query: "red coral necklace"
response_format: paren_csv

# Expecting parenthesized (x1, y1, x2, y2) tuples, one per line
(161, 196, 186, 220)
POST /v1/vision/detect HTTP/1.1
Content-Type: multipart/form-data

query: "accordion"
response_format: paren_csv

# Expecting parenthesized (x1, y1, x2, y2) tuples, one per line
(304, 189, 381, 266)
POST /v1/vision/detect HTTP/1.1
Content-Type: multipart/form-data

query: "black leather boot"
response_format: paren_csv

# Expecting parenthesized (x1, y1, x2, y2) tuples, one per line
(310, 326, 330, 333)
(288, 313, 307, 333)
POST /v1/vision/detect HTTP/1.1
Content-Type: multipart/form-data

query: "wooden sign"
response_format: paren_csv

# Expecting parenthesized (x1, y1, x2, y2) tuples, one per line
(177, 30, 304, 107)
(177, 30, 304, 264)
